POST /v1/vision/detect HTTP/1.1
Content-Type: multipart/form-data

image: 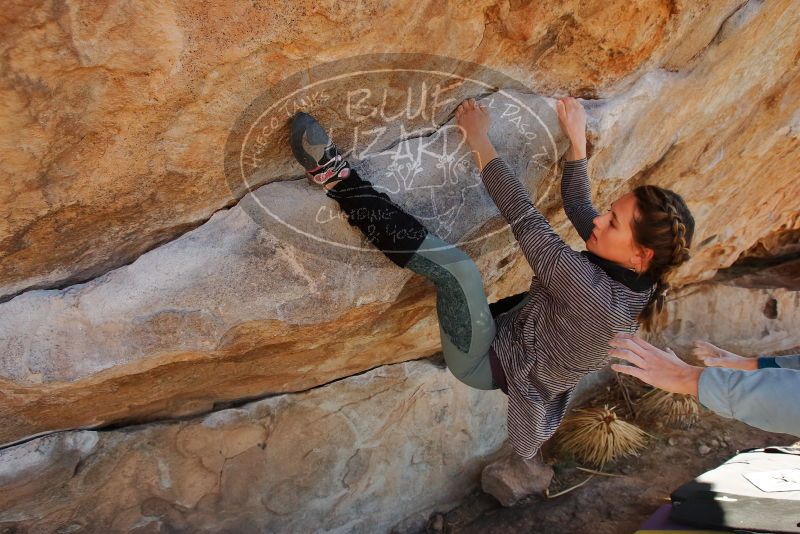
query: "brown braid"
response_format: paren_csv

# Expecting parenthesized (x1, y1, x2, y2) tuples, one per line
(664, 199, 691, 266)
(631, 186, 695, 331)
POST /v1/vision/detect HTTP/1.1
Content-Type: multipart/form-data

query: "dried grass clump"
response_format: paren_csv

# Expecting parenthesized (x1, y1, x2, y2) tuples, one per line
(555, 405, 648, 468)
(638, 389, 700, 429)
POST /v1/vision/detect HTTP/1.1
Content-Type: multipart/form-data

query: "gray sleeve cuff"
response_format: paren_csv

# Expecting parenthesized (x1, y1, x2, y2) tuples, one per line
(775, 355, 800, 370)
(697, 368, 734, 418)
(697, 367, 800, 436)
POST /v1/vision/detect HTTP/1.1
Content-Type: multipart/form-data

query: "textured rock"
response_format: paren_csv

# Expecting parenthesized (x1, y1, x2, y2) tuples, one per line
(0, 0, 756, 300)
(715, 228, 800, 290)
(0, 360, 507, 533)
(0, 92, 555, 447)
(724, 259, 800, 291)
(0, 0, 799, 450)
(583, 0, 800, 285)
(1, 0, 800, 528)
(651, 282, 800, 357)
(740, 227, 800, 260)
(481, 447, 555, 506)
(2, 0, 798, 298)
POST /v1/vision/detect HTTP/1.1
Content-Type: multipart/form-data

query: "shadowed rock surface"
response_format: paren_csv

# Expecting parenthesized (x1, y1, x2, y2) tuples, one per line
(0, 361, 507, 533)
(1, 0, 799, 532)
(2, 0, 800, 448)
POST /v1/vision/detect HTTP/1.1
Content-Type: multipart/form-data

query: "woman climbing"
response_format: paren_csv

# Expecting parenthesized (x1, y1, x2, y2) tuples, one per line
(288, 96, 694, 459)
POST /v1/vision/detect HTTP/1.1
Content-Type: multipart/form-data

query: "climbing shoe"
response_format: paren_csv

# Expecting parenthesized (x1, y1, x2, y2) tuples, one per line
(289, 111, 351, 188)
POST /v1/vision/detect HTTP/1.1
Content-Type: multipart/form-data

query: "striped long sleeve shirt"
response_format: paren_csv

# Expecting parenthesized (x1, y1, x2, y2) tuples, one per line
(482, 156, 656, 459)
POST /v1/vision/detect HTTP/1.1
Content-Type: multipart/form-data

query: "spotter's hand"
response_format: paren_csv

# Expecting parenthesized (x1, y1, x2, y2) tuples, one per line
(608, 333, 702, 397)
(692, 340, 757, 371)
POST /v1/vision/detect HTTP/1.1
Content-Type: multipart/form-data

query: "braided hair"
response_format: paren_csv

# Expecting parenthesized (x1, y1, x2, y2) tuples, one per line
(631, 185, 695, 331)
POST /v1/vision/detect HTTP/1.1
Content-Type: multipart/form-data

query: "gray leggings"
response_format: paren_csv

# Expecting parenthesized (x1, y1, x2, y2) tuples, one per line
(324, 169, 529, 390)
(406, 234, 527, 390)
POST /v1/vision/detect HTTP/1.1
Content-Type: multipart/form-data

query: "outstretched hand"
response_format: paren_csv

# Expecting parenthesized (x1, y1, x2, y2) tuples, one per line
(692, 340, 757, 370)
(455, 98, 497, 171)
(556, 97, 587, 143)
(608, 334, 703, 396)
(455, 98, 490, 145)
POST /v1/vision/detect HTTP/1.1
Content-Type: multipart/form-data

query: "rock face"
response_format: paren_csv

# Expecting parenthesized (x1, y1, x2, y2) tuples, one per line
(0, 280, 796, 533)
(0, 360, 507, 533)
(2, 0, 800, 449)
(653, 282, 800, 358)
(1, 0, 798, 301)
(0, 96, 550, 446)
(2, 0, 800, 531)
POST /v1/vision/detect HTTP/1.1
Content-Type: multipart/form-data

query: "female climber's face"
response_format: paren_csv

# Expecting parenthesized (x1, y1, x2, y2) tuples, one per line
(586, 192, 653, 273)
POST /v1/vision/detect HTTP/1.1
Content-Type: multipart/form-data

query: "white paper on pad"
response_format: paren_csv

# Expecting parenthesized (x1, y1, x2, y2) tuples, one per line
(743, 468, 800, 493)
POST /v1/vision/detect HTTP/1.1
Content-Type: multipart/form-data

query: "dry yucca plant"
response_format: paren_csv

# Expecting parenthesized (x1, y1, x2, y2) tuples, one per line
(555, 405, 648, 468)
(637, 389, 700, 429)
(606, 372, 650, 418)
(615, 372, 651, 401)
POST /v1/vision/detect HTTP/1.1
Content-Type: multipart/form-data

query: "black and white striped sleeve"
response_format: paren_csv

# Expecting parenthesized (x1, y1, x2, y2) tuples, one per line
(561, 157, 598, 241)
(480, 157, 600, 298)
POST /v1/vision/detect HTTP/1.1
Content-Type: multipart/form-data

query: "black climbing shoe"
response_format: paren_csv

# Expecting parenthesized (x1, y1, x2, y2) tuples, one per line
(289, 112, 351, 187)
